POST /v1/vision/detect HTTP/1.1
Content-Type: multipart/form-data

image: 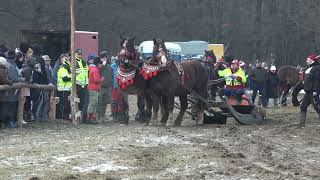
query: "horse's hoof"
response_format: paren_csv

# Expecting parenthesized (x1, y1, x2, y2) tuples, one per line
(161, 122, 166, 127)
(196, 121, 204, 126)
(143, 122, 149, 126)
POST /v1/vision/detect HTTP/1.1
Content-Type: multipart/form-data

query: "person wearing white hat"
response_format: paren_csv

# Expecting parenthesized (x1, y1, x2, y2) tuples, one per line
(266, 65, 279, 107)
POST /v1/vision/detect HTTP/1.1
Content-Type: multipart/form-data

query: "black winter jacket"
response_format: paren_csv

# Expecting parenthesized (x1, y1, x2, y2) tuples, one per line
(303, 62, 320, 93)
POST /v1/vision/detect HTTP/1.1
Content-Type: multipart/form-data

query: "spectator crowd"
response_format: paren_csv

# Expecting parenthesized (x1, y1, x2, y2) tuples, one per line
(0, 43, 122, 128)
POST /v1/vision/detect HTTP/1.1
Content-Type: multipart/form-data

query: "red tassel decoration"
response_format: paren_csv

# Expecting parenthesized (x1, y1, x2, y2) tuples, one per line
(148, 73, 153, 77)
(153, 71, 158, 76)
(144, 75, 149, 80)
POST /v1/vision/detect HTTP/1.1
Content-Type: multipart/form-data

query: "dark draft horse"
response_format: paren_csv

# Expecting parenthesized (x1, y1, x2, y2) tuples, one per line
(143, 38, 208, 126)
(116, 36, 152, 124)
(277, 65, 303, 106)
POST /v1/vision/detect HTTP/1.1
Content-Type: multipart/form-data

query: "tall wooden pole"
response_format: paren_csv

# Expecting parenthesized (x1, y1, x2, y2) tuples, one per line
(70, 0, 79, 125)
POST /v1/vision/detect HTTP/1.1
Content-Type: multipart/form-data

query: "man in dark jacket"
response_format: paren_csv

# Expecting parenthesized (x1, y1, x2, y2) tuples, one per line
(249, 61, 268, 107)
(299, 54, 320, 128)
(31, 47, 49, 120)
(97, 51, 114, 121)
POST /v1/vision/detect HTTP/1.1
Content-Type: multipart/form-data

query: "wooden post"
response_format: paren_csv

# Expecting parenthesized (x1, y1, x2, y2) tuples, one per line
(17, 89, 25, 128)
(49, 89, 56, 121)
(70, 0, 79, 125)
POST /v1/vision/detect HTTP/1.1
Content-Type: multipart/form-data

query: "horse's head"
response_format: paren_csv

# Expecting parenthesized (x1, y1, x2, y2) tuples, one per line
(203, 50, 216, 63)
(118, 36, 137, 68)
(152, 38, 168, 64)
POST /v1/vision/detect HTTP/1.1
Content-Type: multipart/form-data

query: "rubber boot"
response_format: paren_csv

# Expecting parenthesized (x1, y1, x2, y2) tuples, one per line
(298, 111, 306, 128)
(317, 113, 320, 127)
(88, 113, 98, 124)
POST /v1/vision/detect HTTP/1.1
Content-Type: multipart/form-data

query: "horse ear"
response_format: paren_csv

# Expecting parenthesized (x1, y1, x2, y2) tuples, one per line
(161, 39, 165, 44)
(130, 36, 136, 41)
(153, 38, 157, 45)
(205, 50, 208, 53)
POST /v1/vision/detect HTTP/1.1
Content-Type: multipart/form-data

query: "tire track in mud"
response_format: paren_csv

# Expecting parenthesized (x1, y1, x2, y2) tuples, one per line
(170, 125, 316, 179)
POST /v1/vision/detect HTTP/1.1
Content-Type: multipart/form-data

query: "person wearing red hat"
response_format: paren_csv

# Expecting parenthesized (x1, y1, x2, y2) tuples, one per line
(299, 53, 320, 128)
(218, 59, 247, 102)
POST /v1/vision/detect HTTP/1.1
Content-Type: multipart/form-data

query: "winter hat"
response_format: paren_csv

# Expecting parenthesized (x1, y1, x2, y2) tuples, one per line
(0, 57, 9, 68)
(270, 66, 276, 71)
(224, 55, 234, 64)
(19, 42, 32, 54)
(239, 61, 245, 67)
(307, 54, 317, 62)
(231, 59, 240, 65)
(6, 50, 16, 59)
(26, 48, 33, 56)
(0, 44, 8, 56)
(76, 48, 83, 54)
(87, 53, 95, 61)
(42, 55, 51, 61)
(99, 51, 109, 58)
(93, 57, 102, 65)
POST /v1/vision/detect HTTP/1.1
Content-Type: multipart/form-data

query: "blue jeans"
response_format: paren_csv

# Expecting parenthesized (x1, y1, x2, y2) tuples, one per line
(252, 83, 267, 107)
(218, 88, 244, 102)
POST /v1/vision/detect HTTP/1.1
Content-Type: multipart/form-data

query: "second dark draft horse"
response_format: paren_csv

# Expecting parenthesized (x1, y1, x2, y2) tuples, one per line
(144, 38, 208, 126)
(277, 65, 303, 106)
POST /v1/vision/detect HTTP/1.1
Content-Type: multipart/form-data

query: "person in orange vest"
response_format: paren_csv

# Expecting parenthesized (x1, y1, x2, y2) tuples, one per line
(218, 59, 247, 102)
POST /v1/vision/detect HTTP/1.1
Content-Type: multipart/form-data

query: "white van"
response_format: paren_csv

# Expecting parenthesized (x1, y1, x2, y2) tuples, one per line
(138, 41, 182, 62)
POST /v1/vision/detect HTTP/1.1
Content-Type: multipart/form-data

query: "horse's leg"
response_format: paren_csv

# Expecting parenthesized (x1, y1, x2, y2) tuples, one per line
(196, 85, 207, 125)
(143, 92, 154, 126)
(136, 93, 147, 123)
(281, 85, 291, 106)
(119, 94, 129, 125)
(292, 82, 303, 107)
(151, 94, 160, 125)
(174, 95, 188, 126)
(165, 94, 175, 127)
(160, 95, 169, 126)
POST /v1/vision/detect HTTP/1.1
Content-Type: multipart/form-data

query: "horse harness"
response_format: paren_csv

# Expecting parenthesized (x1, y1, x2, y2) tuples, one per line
(174, 61, 185, 86)
(116, 43, 137, 89)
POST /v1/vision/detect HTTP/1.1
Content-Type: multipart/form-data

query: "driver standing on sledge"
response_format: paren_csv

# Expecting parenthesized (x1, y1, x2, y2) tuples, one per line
(218, 59, 247, 102)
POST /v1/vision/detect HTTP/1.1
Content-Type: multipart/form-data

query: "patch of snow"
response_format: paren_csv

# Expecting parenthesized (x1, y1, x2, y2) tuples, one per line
(52, 155, 80, 163)
(72, 161, 130, 172)
(135, 135, 193, 147)
(32, 141, 48, 146)
(0, 160, 12, 166)
(165, 167, 180, 173)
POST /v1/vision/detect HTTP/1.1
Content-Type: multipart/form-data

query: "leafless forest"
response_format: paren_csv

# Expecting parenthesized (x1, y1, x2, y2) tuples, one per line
(0, 0, 320, 65)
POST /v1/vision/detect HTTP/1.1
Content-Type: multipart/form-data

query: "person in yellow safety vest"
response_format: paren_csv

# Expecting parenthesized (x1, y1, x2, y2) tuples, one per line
(218, 59, 247, 101)
(75, 49, 88, 87)
(75, 49, 89, 122)
(56, 54, 72, 119)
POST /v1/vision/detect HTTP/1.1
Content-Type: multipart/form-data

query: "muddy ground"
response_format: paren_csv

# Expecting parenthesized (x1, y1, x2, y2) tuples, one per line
(0, 95, 320, 180)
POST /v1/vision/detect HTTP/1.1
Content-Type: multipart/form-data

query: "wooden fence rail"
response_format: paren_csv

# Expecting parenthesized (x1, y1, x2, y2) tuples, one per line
(0, 83, 56, 128)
